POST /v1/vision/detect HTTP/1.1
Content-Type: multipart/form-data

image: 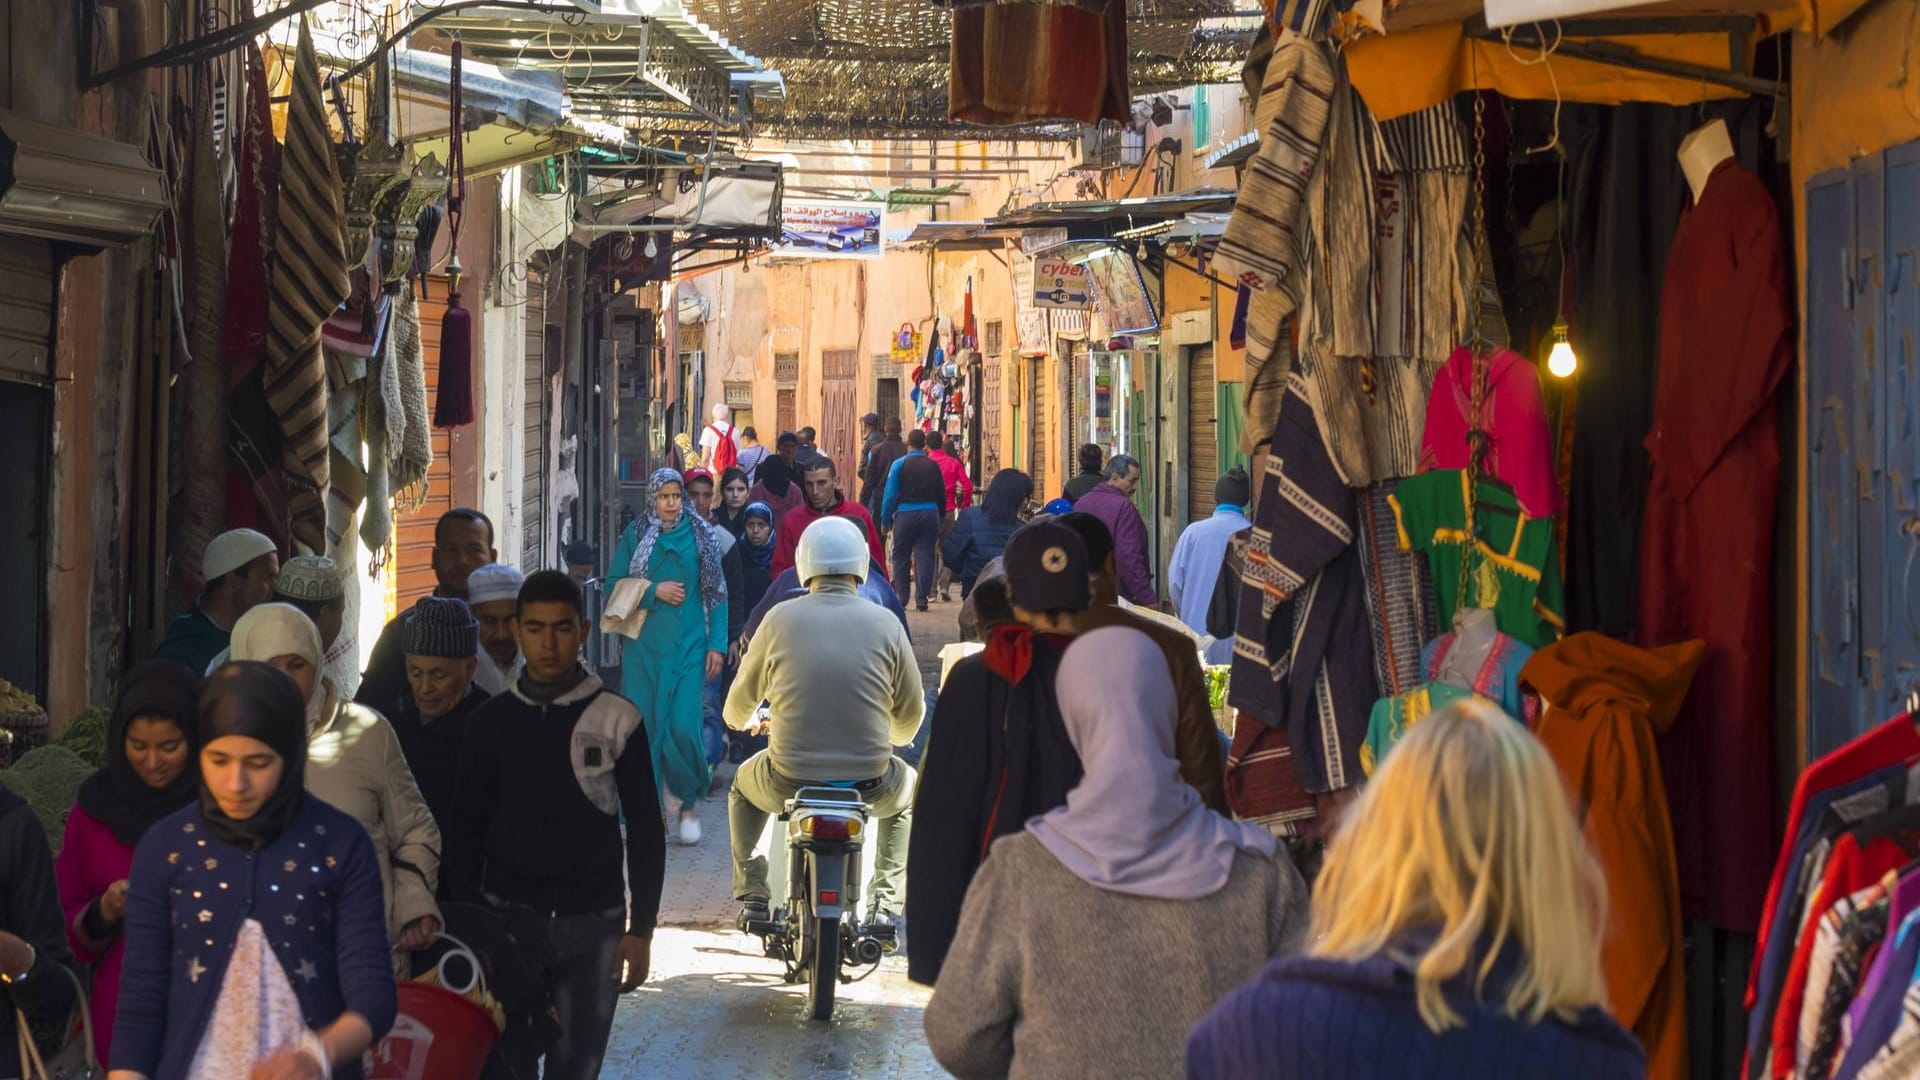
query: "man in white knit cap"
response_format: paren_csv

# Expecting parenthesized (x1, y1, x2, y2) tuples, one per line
(466, 562, 526, 695)
(153, 528, 280, 673)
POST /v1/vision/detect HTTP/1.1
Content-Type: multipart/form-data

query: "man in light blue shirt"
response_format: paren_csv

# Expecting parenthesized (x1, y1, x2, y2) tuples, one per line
(1166, 467, 1252, 664)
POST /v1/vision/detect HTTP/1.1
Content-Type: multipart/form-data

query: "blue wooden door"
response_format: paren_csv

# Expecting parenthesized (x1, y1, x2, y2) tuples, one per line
(1883, 141, 1920, 711)
(1805, 167, 1862, 757)
(1854, 155, 1893, 716)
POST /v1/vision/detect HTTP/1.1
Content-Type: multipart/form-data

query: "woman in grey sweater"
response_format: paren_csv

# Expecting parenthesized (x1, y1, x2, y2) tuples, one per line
(924, 626, 1308, 1079)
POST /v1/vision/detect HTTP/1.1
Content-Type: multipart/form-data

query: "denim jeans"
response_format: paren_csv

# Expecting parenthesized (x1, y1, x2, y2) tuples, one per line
(542, 909, 625, 1080)
(890, 509, 940, 607)
(702, 663, 734, 768)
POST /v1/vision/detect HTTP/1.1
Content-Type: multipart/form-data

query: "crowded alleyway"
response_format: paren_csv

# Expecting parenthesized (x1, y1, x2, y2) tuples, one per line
(597, 602, 956, 1078)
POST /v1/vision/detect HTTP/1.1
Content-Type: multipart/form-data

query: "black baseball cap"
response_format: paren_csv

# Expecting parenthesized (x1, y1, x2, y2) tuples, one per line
(1003, 522, 1091, 615)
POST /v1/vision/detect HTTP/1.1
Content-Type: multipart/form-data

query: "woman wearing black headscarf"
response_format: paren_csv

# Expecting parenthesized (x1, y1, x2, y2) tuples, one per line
(57, 661, 202, 1064)
(746, 454, 805, 526)
(713, 467, 754, 540)
(108, 662, 396, 1080)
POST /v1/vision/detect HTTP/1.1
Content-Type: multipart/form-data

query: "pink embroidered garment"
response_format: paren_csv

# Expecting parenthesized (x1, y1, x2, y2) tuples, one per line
(1418, 346, 1562, 517)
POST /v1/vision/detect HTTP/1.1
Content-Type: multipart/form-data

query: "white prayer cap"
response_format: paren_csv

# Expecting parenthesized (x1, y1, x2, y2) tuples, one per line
(466, 563, 526, 607)
(203, 529, 278, 582)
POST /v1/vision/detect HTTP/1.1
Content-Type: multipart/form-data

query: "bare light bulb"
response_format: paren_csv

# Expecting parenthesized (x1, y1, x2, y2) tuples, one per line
(1546, 318, 1578, 379)
(644, 235, 659, 259)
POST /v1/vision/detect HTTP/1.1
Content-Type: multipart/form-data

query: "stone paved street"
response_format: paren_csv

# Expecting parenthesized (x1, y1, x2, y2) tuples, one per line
(599, 594, 965, 1078)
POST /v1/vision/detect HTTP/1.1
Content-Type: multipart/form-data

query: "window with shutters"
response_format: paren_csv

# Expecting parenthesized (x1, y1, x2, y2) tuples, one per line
(1187, 345, 1217, 522)
(984, 319, 1003, 358)
(983, 357, 1002, 476)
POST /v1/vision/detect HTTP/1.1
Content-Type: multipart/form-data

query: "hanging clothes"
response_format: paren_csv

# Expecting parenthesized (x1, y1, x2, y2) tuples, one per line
(1293, 86, 1472, 486)
(1835, 883, 1920, 1076)
(1213, 32, 1337, 455)
(1795, 879, 1891, 1079)
(263, 21, 349, 554)
(1421, 623, 1533, 721)
(1419, 346, 1562, 517)
(1745, 715, 1920, 1080)
(1638, 157, 1793, 933)
(1355, 484, 1436, 698)
(1226, 375, 1377, 799)
(1834, 873, 1920, 1079)
(1358, 681, 1479, 777)
(947, 0, 1128, 125)
(1522, 633, 1702, 1080)
(1389, 469, 1564, 647)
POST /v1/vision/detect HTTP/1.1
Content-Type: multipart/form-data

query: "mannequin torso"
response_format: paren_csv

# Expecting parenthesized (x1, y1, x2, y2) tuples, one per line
(1437, 608, 1500, 688)
(1677, 118, 1735, 204)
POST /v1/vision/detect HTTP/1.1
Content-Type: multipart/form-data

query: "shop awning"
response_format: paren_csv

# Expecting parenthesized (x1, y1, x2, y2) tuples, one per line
(890, 220, 1023, 249)
(991, 189, 1235, 231)
(1337, 0, 1795, 120)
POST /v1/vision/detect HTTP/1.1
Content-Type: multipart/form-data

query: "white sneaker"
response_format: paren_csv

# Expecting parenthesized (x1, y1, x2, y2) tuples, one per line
(678, 814, 702, 846)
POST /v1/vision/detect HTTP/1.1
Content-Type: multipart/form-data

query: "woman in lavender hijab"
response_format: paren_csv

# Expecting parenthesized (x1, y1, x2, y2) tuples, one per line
(923, 626, 1308, 1079)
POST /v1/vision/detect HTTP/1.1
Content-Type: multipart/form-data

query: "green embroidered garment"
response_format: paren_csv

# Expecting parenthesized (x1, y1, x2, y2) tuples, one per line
(1388, 470, 1564, 647)
(1360, 682, 1482, 777)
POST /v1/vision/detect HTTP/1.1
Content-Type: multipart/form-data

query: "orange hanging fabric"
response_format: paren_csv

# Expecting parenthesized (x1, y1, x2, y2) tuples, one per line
(435, 39, 475, 428)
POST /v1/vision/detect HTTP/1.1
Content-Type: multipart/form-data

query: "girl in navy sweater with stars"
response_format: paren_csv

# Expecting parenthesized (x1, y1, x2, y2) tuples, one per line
(109, 662, 397, 1080)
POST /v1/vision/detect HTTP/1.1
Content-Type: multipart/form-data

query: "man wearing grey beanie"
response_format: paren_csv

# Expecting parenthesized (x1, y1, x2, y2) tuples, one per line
(389, 596, 488, 828)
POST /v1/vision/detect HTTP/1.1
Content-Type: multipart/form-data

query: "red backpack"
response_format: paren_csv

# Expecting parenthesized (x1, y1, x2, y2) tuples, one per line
(707, 423, 739, 472)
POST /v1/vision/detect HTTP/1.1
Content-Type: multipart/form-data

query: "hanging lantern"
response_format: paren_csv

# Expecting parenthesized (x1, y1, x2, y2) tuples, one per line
(377, 152, 448, 292)
(337, 50, 407, 267)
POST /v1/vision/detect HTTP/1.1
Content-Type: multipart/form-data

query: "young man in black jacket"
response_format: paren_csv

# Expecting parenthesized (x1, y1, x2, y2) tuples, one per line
(446, 571, 663, 1080)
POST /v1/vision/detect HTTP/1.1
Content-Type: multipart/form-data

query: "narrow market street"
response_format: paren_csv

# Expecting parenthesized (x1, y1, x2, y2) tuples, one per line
(599, 599, 960, 1078)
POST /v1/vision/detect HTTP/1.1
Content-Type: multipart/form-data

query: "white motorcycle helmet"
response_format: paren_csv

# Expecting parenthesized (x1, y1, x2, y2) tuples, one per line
(794, 516, 870, 586)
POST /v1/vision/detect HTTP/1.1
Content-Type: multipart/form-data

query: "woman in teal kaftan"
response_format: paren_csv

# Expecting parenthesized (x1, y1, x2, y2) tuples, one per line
(610, 468, 729, 842)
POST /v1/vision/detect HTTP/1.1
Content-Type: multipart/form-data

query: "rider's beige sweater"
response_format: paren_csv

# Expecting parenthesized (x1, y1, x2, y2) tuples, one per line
(724, 579, 924, 780)
(923, 832, 1308, 1080)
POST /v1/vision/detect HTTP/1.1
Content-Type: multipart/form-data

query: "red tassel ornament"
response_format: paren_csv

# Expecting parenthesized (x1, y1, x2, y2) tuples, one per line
(434, 39, 474, 429)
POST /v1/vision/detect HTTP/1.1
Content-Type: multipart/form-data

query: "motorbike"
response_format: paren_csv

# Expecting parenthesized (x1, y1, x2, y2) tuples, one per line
(742, 784, 897, 1021)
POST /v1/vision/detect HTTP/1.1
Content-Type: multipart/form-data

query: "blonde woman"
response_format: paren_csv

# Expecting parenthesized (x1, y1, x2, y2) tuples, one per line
(1187, 699, 1647, 1079)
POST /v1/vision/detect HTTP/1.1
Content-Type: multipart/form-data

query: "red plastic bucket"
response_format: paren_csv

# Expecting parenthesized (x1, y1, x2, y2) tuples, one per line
(367, 982, 500, 1080)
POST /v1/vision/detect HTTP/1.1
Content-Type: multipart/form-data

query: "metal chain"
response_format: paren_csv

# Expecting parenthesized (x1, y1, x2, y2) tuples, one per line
(1456, 92, 1491, 616)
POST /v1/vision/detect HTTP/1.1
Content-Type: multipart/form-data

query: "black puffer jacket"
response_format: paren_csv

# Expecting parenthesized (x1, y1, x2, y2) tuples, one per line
(941, 508, 1019, 582)
(0, 784, 77, 1079)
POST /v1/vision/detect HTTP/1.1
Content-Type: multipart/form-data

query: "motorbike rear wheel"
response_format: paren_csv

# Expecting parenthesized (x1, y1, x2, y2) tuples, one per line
(807, 915, 841, 1021)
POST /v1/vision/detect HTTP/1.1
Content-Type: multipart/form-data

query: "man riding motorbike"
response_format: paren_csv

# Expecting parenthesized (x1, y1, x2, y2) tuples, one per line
(723, 517, 924, 931)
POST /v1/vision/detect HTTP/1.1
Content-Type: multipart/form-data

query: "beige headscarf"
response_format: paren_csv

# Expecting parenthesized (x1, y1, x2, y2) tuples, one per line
(228, 603, 337, 737)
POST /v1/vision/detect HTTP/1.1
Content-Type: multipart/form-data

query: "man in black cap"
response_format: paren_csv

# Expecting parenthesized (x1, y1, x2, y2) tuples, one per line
(357, 508, 498, 709)
(389, 596, 489, 831)
(905, 521, 1091, 986)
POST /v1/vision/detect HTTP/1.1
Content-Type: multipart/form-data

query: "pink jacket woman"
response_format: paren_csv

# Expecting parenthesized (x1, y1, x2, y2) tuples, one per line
(55, 660, 202, 1064)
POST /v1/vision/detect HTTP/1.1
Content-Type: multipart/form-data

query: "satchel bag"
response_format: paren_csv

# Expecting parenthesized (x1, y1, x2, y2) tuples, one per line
(15, 964, 101, 1080)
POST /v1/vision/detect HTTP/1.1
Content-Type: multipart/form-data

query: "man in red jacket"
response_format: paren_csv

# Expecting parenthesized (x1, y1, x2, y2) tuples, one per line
(926, 431, 974, 601)
(771, 454, 888, 580)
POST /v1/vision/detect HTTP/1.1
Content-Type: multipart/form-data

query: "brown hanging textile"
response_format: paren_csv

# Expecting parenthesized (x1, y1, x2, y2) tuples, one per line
(263, 20, 349, 554)
(435, 39, 475, 428)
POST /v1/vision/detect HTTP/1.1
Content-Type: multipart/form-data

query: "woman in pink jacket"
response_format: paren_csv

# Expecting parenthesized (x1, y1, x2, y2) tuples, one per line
(55, 659, 202, 1063)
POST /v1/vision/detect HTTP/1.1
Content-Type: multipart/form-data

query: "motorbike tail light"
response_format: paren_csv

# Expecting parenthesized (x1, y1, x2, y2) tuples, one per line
(801, 816, 860, 840)
(819, 890, 841, 905)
